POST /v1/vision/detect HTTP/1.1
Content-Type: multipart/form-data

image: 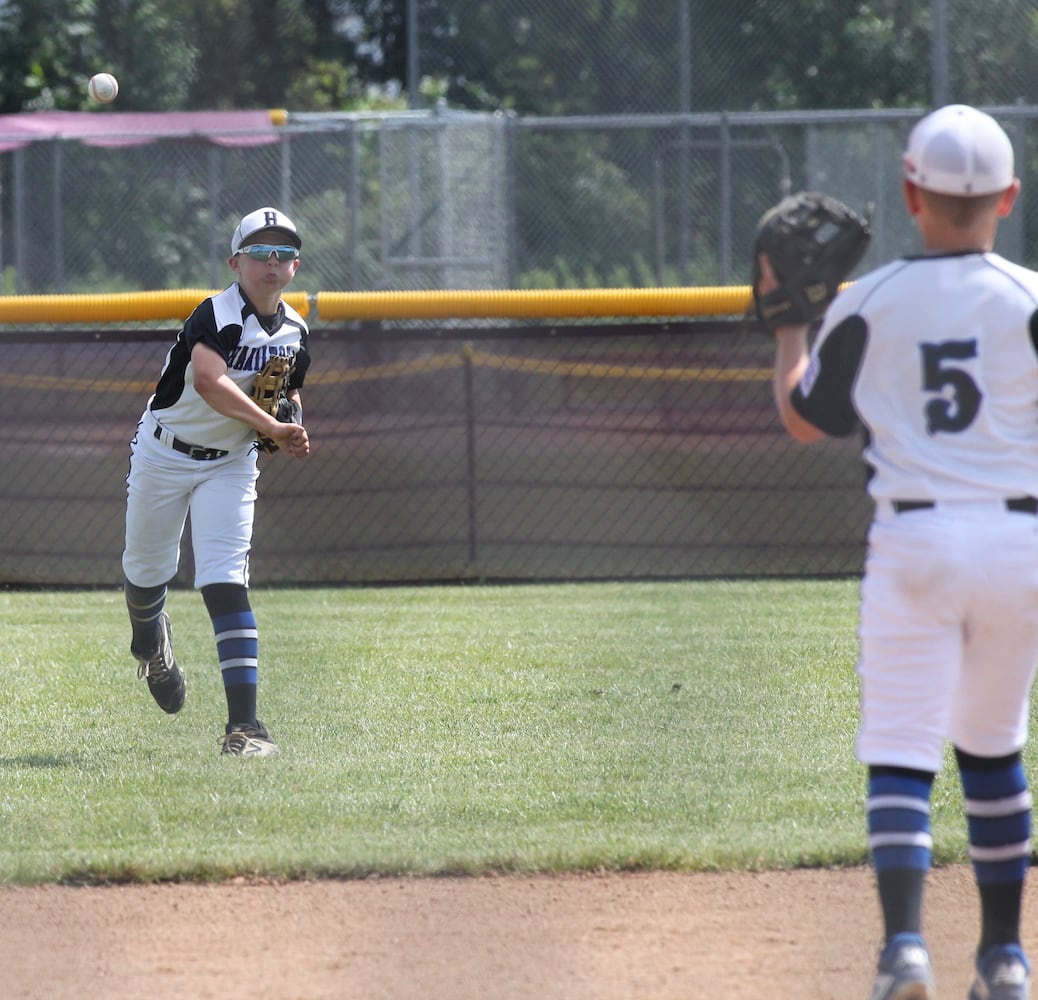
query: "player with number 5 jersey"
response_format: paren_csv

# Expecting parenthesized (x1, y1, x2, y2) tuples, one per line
(793, 220, 1038, 504)
(760, 105, 1038, 1000)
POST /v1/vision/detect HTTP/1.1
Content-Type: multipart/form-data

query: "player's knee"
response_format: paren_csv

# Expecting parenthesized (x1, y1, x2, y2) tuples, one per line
(201, 582, 250, 617)
(954, 746, 1023, 771)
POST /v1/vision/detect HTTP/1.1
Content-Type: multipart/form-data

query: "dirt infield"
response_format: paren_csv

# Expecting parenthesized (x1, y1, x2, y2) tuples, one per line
(1, 864, 1029, 999)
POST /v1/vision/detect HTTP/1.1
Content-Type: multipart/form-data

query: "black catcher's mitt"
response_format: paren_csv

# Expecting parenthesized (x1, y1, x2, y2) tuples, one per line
(250, 354, 300, 454)
(752, 191, 871, 334)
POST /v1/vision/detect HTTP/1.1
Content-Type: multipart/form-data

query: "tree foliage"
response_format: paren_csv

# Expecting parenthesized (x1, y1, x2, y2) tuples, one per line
(3, 1, 1038, 294)
(0, 0, 404, 113)
(1, 1, 1035, 117)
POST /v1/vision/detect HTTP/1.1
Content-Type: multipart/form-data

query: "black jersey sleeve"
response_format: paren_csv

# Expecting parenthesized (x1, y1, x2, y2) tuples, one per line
(790, 314, 868, 438)
(182, 298, 244, 361)
(151, 299, 237, 410)
(286, 326, 310, 391)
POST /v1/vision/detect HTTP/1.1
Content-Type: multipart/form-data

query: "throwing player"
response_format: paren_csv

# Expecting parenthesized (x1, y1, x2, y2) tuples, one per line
(122, 207, 311, 757)
(759, 105, 1038, 1000)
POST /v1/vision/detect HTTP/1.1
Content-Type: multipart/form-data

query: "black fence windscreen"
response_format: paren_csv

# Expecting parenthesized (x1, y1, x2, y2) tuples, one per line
(3, 322, 870, 587)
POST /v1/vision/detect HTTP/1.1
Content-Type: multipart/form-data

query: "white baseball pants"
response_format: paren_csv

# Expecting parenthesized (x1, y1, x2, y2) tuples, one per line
(858, 499, 1038, 772)
(122, 410, 259, 590)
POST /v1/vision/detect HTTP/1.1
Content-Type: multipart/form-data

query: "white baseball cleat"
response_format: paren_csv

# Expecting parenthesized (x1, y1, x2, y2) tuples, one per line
(868, 934, 935, 1000)
(220, 721, 279, 757)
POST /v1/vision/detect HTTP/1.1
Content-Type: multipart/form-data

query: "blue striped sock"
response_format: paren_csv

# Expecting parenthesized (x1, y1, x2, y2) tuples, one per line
(957, 750, 1030, 950)
(201, 583, 259, 727)
(212, 610, 259, 690)
(867, 769, 933, 938)
(868, 771, 934, 874)
(959, 754, 1031, 886)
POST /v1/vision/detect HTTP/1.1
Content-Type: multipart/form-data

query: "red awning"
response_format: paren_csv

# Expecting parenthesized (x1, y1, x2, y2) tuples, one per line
(0, 110, 283, 152)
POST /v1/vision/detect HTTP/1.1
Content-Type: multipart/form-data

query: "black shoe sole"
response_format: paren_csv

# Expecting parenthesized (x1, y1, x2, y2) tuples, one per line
(149, 675, 186, 714)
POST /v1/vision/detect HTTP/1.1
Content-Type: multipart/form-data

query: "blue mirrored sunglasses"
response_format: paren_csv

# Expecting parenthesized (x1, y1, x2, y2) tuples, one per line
(235, 244, 300, 261)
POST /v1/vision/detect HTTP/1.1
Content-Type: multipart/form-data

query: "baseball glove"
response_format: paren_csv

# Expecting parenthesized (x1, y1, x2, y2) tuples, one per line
(752, 191, 871, 334)
(250, 354, 300, 454)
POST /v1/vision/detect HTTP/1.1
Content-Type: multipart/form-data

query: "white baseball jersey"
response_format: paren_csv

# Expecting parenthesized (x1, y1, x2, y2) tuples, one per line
(794, 250, 1038, 771)
(793, 251, 1038, 502)
(148, 283, 310, 453)
(124, 283, 310, 590)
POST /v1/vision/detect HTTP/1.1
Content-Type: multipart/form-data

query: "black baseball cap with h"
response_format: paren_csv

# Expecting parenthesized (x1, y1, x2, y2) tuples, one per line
(230, 207, 302, 254)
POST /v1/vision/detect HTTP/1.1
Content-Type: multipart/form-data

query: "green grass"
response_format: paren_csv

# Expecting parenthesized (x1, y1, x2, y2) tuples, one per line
(0, 580, 980, 884)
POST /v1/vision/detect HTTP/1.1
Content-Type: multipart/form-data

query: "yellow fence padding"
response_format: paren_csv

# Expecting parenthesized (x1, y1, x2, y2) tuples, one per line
(315, 286, 753, 321)
(0, 286, 756, 324)
(0, 290, 311, 324)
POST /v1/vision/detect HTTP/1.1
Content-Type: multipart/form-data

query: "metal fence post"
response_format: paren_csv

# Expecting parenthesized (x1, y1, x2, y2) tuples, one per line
(348, 120, 360, 290)
(463, 341, 478, 567)
(719, 113, 731, 284)
(504, 112, 518, 288)
(407, 0, 420, 110)
(52, 141, 63, 291)
(279, 133, 292, 213)
(931, 0, 950, 107)
(13, 146, 24, 293)
(208, 145, 221, 288)
(678, 0, 693, 284)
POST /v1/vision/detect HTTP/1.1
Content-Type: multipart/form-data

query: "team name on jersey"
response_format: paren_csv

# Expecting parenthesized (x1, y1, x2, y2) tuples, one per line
(800, 355, 821, 397)
(227, 343, 296, 373)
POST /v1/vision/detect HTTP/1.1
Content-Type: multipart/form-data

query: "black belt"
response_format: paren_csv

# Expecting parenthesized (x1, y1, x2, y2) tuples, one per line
(892, 497, 1038, 515)
(153, 425, 228, 461)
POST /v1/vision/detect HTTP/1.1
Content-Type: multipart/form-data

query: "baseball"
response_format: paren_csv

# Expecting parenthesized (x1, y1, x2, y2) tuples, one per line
(88, 73, 119, 104)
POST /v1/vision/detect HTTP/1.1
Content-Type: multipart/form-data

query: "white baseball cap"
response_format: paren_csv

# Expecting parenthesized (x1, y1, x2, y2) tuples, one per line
(230, 206, 301, 254)
(902, 104, 1015, 196)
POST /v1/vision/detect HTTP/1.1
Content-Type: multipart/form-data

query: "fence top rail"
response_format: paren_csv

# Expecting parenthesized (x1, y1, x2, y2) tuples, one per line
(510, 105, 1038, 130)
(8, 105, 1038, 149)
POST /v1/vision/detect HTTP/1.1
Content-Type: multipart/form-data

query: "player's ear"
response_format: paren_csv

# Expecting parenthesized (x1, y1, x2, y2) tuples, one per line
(997, 179, 1021, 218)
(902, 179, 923, 217)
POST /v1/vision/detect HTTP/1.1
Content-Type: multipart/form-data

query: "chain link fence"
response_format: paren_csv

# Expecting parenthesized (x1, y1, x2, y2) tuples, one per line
(1, 322, 870, 587)
(3, 104, 1036, 299)
(2, 0, 1037, 584)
